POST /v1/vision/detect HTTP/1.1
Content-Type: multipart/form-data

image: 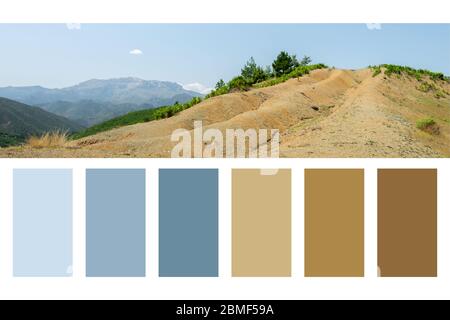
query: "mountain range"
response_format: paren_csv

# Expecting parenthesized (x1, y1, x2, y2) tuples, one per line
(0, 78, 202, 126)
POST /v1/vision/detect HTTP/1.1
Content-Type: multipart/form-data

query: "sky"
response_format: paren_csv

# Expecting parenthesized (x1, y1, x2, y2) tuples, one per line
(0, 24, 449, 92)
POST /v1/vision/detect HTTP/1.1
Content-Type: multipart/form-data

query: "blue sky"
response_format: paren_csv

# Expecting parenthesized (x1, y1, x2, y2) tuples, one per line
(0, 24, 449, 92)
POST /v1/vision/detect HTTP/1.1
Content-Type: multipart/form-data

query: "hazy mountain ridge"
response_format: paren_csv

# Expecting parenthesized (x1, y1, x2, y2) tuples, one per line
(0, 78, 202, 126)
(0, 97, 83, 142)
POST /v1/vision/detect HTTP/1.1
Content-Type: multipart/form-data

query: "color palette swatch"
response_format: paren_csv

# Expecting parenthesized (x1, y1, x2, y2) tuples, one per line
(13, 169, 73, 277)
(2, 167, 442, 278)
(232, 169, 291, 277)
(86, 169, 146, 277)
(159, 169, 218, 277)
(305, 169, 364, 277)
(378, 169, 437, 277)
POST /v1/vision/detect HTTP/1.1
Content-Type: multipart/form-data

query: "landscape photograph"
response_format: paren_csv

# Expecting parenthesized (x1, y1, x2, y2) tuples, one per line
(0, 23, 449, 158)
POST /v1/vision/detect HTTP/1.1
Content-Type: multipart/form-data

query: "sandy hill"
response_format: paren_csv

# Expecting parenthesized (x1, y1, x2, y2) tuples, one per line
(1, 68, 449, 158)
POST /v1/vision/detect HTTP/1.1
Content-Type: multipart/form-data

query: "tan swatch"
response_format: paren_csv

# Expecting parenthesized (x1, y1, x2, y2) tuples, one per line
(378, 169, 437, 277)
(305, 169, 364, 277)
(232, 169, 291, 277)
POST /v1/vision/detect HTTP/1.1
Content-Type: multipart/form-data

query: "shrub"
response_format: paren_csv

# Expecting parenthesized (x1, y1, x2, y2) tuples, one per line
(228, 76, 250, 91)
(417, 82, 434, 92)
(416, 118, 435, 129)
(416, 118, 439, 135)
(215, 79, 226, 90)
(416, 81, 448, 98)
(254, 63, 328, 88)
(371, 66, 382, 77)
(372, 64, 448, 82)
(206, 85, 229, 98)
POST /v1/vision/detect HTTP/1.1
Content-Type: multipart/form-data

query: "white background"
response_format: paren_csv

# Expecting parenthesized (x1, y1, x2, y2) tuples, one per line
(0, 0, 449, 22)
(0, 0, 449, 300)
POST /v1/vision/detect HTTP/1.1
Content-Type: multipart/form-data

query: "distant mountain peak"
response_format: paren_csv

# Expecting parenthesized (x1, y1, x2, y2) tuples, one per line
(0, 77, 202, 127)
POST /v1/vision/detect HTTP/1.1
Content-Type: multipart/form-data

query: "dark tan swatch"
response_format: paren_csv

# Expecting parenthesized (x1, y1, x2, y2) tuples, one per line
(305, 169, 364, 277)
(378, 169, 437, 277)
(232, 169, 291, 277)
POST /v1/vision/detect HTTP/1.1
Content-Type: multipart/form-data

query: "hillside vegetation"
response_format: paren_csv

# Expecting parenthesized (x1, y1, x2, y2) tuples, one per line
(0, 132, 24, 147)
(0, 97, 84, 147)
(1, 60, 449, 158)
(72, 51, 327, 139)
(72, 97, 202, 139)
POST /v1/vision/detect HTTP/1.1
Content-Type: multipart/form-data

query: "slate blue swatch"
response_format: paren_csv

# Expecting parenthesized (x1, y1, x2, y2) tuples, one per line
(86, 169, 146, 277)
(13, 169, 73, 277)
(159, 169, 218, 277)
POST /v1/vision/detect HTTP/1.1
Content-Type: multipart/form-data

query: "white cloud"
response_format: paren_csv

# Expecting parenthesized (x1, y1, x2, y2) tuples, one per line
(66, 23, 81, 30)
(129, 49, 144, 55)
(182, 82, 213, 95)
(366, 23, 382, 30)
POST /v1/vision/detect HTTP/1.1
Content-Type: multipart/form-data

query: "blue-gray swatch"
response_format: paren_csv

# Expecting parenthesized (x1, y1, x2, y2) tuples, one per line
(86, 169, 146, 277)
(13, 169, 73, 277)
(159, 169, 218, 277)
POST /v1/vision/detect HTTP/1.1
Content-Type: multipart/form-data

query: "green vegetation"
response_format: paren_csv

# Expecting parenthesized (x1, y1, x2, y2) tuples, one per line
(272, 51, 299, 76)
(416, 118, 436, 129)
(72, 51, 327, 139)
(215, 79, 226, 90)
(0, 132, 24, 147)
(370, 64, 449, 82)
(253, 64, 328, 88)
(417, 82, 435, 92)
(69, 57, 449, 141)
(72, 96, 202, 139)
(370, 64, 449, 98)
(0, 97, 83, 140)
(241, 57, 268, 84)
(207, 52, 326, 98)
(416, 81, 448, 99)
(371, 66, 382, 77)
(416, 118, 439, 135)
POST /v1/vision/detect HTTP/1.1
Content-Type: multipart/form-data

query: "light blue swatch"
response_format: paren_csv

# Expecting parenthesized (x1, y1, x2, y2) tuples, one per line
(159, 169, 218, 277)
(86, 169, 146, 277)
(13, 169, 73, 277)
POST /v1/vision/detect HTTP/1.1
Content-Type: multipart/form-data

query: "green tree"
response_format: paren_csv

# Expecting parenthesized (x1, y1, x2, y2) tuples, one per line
(300, 55, 312, 66)
(272, 51, 298, 76)
(241, 57, 257, 81)
(215, 79, 226, 90)
(264, 65, 273, 78)
(240, 57, 267, 84)
(292, 54, 299, 68)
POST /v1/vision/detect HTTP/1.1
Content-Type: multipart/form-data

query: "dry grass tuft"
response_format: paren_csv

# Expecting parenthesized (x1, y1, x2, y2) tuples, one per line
(27, 130, 69, 148)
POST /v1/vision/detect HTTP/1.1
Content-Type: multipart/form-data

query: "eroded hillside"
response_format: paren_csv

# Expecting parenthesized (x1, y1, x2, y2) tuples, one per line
(1, 68, 449, 158)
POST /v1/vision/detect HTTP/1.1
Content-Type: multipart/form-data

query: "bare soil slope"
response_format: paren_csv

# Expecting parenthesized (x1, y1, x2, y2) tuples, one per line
(1, 68, 449, 158)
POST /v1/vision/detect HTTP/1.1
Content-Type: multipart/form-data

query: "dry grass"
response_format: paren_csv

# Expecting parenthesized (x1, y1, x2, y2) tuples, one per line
(27, 130, 69, 148)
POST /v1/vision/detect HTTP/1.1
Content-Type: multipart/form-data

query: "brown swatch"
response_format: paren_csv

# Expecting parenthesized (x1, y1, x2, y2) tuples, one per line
(305, 169, 364, 277)
(232, 169, 291, 277)
(378, 169, 437, 277)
